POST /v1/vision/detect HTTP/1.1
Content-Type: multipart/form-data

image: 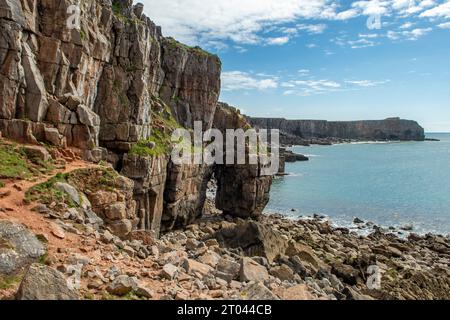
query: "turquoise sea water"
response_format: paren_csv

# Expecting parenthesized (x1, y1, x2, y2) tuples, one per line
(267, 133, 450, 236)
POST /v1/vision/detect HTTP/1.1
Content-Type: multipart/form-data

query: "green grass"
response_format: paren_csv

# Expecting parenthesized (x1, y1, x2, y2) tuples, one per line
(25, 173, 76, 208)
(0, 142, 55, 180)
(164, 37, 218, 59)
(129, 129, 171, 157)
(0, 274, 23, 290)
(0, 143, 32, 180)
(129, 99, 184, 157)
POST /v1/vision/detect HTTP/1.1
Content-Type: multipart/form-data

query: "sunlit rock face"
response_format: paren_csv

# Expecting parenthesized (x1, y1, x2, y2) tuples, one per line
(0, 1, 271, 236)
(247, 117, 426, 143)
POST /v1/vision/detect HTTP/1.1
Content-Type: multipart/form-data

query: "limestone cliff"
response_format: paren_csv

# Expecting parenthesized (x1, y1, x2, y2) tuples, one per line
(0, 0, 270, 237)
(247, 117, 425, 144)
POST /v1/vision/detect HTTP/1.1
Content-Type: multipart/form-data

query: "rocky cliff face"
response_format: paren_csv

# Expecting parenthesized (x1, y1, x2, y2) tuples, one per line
(247, 117, 425, 143)
(0, 0, 270, 237)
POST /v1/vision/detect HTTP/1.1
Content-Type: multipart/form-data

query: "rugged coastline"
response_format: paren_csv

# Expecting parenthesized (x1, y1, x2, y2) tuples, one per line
(1, 156, 449, 300)
(247, 117, 426, 146)
(0, 0, 448, 301)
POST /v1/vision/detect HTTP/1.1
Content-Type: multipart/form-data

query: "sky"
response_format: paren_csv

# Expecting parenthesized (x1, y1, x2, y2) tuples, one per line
(140, 0, 450, 132)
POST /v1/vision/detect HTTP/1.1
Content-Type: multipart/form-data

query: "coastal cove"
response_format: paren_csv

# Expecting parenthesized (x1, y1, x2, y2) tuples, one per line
(267, 133, 450, 236)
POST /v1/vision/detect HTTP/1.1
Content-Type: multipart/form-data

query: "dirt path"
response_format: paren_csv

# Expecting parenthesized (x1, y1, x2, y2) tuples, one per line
(0, 159, 97, 249)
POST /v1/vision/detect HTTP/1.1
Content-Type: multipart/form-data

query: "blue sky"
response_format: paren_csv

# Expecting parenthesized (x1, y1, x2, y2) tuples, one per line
(141, 0, 450, 132)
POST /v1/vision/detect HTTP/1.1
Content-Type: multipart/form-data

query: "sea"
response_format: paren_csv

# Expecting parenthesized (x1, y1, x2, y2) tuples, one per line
(266, 133, 450, 236)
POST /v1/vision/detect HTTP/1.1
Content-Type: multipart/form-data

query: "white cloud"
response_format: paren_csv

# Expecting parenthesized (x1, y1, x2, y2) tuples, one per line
(298, 69, 311, 75)
(335, 8, 360, 20)
(438, 21, 450, 28)
(345, 79, 390, 87)
(140, 0, 346, 46)
(306, 43, 317, 48)
(420, 1, 450, 18)
(221, 71, 278, 91)
(348, 38, 378, 48)
(359, 33, 380, 38)
(296, 23, 328, 34)
(266, 36, 290, 45)
(387, 27, 433, 40)
(399, 22, 414, 29)
(281, 79, 342, 96)
(138, 0, 449, 49)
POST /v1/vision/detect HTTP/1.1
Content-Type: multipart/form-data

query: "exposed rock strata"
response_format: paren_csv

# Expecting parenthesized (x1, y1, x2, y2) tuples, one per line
(0, 1, 271, 237)
(247, 117, 426, 145)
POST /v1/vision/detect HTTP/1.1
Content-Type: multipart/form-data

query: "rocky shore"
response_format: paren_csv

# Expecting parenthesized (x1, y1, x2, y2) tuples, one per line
(1, 157, 449, 300)
(0, 1, 448, 301)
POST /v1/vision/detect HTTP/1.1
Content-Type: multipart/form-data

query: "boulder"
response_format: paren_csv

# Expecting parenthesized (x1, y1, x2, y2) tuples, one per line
(183, 259, 214, 277)
(198, 251, 221, 268)
(161, 263, 178, 280)
(106, 275, 139, 296)
(285, 241, 322, 269)
(239, 257, 269, 283)
(276, 284, 315, 300)
(215, 221, 287, 263)
(331, 263, 360, 286)
(243, 282, 279, 300)
(0, 221, 46, 275)
(54, 182, 80, 206)
(104, 202, 127, 220)
(270, 264, 295, 282)
(108, 219, 133, 238)
(16, 264, 79, 300)
(23, 146, 51, 162)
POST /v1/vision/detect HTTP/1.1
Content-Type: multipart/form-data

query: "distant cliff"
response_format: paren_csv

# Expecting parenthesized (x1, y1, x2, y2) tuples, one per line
(246, 117, 425, 143)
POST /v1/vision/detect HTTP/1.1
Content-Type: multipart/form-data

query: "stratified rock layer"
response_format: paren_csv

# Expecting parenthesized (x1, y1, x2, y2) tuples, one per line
(247, 117, 425, 143)
(0, 1, 271, 236)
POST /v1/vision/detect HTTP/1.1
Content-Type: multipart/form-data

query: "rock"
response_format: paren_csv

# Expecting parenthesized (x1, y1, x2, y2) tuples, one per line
(161, 263, 178, 280)
(400, 224, 414, 231)
(32, 204, 50, 214)
(205, 239, 219, 247)
(243, 282, 279, 300)
(215, 221, 287, 263)
(23, 146, 51, 162)
(353, 217, 364, 224)
(44, 127, 63, 147)
(342, 287, 374, 300)
(0, 221, 46, 275)
(76, 105, 100, 127)
(277, 284, 315, 300)
(123, 245, 135, 257)
(50, 222, 65, 239)
(101, 230, 115, 244)
(107, 275, 139, 296)
(54, 182, 80, 206)
(16, 264, 79, 300)
(89, 190, 118, 207)
(183, 259, 213, 277)
(217, 258, 240, 280)
(270, 265, 295, 282)
(240, 257, 269, 283)
(285, 242, 322, 269)
(185, 238, 200, 251)
(331, 263, 360, 286)
(159, 250, 188, 267)
(108, 219, 132, 238)
(135, 285, 154, 299)
(84, 210, 104, 227)
(198, 251, 221, 268)
(104, 203, 127, 220)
